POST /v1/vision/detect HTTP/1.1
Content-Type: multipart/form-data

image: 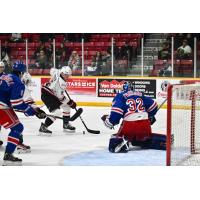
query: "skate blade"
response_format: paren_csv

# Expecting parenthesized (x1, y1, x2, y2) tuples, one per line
(16, 149, 31, 154)
(38, 131, 52, 136)
(63, 129, 76, 133)
(2, 160, 22, 166)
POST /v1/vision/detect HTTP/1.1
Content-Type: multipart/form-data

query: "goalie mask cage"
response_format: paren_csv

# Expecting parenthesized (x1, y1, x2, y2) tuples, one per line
(167, 83, 200, 166)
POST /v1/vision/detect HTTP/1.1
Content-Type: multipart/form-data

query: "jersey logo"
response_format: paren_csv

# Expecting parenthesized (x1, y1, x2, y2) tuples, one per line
(126, 98, 145, 112)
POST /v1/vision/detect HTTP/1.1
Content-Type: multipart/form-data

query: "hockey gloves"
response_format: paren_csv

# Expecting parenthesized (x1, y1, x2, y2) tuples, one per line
(34, 107, 46, 119)
(67, 99, 77, 109)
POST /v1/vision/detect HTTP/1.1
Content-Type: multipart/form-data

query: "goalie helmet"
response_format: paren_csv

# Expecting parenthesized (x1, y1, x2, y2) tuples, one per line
(21, 72, 32, 85)
(59, 66, 72, 76)
(122, 81, 134, 92)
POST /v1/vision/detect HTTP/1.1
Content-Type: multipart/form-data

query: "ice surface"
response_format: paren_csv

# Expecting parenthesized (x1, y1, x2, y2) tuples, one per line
(0, 107, 167, 166)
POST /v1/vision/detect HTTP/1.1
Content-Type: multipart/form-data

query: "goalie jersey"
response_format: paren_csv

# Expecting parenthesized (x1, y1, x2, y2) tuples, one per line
(106, 90, 158, 127)
(0, 73, 30, 111)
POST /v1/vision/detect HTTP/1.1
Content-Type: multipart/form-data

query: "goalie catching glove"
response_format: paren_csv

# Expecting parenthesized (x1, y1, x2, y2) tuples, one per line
(34, 107, 46, 119)
(67, 99, 77, 109)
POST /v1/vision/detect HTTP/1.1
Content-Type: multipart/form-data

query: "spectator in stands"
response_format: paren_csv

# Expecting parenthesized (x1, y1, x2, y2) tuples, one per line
(1, 40, 11, 56)
(158, 41, 171, 60)
(55, 42, 67, 67)
(90, 51, 103, 75)
(176, 39, 192, 59)
(120, 41, 134, 61)
(32, 42, 46, 59)
(46, 43, 53, 61)
(35, 50, 50, 69)
(68, 51, 81, 70)
(10, 33, 24, 42)
(1, 51, 11, 73)
(102, 51, 111, 75)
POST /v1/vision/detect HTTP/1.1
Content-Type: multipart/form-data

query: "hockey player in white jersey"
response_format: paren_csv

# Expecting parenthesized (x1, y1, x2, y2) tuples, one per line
(39, 66, 77, 135)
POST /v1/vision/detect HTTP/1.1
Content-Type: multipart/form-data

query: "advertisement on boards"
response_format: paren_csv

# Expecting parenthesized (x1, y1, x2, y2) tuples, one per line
(98, 78, 157, 98)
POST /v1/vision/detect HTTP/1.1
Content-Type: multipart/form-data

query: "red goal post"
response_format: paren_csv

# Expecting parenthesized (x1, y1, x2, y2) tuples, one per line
(166, 83, 200, 166)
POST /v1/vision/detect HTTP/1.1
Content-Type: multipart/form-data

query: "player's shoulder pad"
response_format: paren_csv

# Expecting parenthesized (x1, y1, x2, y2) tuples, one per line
(0, 74, 14, 86)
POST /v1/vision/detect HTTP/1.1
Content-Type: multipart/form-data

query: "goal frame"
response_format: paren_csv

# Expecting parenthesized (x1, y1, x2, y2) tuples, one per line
(166, 84, 198, 166)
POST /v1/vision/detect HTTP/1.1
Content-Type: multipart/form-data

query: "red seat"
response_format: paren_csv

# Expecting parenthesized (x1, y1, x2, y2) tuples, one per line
(73, 42, 82, 47)
(55, 35, 64, 42)
(32, 34, 40, 42)
(100, 34, 111, 39)
(84, 42, 94, 47)
(104, 42, 111, 47)
(88, 51, 96, 56)
(18, 51, 26, 56)
(28, 43, 35, 48)
(116, 42, 125, 47)
(65, 42, 74, 47)
(8, 43, 17, 48)
(94, 42, 105, 46)
(28, 50, 35, 56)
(91, 34, 100, 39)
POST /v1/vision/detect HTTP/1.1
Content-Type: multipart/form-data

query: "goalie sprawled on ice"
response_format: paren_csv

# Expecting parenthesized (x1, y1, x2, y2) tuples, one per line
(101, 81, 166, 153)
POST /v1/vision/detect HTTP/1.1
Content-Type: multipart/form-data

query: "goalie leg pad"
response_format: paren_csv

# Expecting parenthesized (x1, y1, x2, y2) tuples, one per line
(131, 133, 166, 150)
(149, 133, 166, 150)
(108, 136, 129, 153)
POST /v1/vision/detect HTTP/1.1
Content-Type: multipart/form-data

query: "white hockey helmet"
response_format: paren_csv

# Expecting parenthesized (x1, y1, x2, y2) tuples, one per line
(60, 66, 72, 76)
(21, 72, 32, 85)
(0, 61, 5, 68)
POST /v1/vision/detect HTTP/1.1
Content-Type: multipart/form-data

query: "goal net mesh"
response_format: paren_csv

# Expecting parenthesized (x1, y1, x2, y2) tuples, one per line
(167, 84, 200, 166)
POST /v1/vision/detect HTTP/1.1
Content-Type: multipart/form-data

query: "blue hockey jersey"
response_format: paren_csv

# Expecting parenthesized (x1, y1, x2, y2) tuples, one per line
(107, 90, 158, 127)
(0, 73, 31, 111)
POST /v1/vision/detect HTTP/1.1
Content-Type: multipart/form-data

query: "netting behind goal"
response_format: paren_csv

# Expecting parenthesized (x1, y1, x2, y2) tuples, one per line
(166, 83, 200, 166)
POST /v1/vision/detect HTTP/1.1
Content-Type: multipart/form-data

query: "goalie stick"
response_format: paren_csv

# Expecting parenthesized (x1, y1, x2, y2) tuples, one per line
(65, 91, 100, 134)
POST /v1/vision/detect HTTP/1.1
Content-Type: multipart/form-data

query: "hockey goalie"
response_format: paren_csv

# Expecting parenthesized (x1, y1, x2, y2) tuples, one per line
(101, 81, 166, 153)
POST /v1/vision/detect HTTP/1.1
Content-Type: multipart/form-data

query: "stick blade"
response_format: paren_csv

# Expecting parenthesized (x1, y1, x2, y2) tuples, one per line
(69, 108, 83, 121)
(87, 129, 100, 134)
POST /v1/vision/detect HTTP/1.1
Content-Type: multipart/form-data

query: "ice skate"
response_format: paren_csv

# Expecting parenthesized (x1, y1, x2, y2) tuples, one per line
(39, 123, 52, 136)
(16, 143, 31, 154)
(63, 123, 76, 132)
(3, 153, 22, 166)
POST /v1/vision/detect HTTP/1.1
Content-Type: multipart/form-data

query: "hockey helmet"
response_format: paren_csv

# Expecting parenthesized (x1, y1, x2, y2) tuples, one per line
(0, 61, 5, 68)
(60, 66, 72, 76)
(12, 60, 26, 73)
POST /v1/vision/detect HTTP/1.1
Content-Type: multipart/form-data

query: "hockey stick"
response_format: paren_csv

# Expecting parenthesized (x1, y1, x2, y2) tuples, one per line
(158, 98, 167, 110)
(15, 109, 82, 121)
(65, 91, 100, 134)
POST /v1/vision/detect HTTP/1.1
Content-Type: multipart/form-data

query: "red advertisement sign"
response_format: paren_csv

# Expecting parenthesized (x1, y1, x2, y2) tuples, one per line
(41, 77, 96, 96)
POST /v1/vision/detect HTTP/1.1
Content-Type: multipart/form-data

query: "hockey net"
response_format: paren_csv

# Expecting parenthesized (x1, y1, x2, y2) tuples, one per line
(166, 83, 200, 166)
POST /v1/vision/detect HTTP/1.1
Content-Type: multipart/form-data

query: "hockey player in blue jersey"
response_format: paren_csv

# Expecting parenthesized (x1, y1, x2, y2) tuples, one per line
(0, 61, 5, 146)
(0, 61, 46, 165)
(101, 81, 166, 153)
